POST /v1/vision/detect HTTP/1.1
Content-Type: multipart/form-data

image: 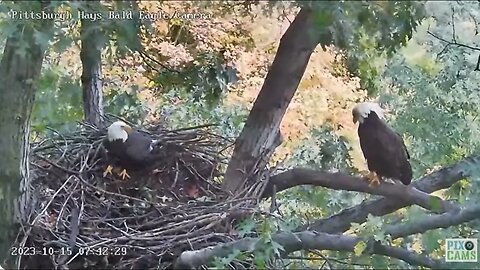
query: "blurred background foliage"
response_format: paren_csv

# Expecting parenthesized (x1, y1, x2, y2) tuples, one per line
(0, 0, 479, 268)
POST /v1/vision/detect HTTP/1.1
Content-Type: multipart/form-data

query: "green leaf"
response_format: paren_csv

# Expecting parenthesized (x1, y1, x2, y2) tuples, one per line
(254, 252, 267, 269)
(314, 10, 333, 28)
(219, 249, 241, 267)
(34, 29, 51, 50)
(423, 230, 442, 253)
(354, 240, 367, 256)
(429, 197, 442, 212)
(371, 255, 389, 269)
(366, 213, 383, 229)
(270, 240, 285, 257)
(374, 230, 387, 243)
(236, 218, 256, 237)
(52, 35, 74, 54)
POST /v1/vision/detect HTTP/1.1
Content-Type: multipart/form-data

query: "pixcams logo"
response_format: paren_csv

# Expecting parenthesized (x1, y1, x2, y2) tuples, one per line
(445, 238, 478, 262)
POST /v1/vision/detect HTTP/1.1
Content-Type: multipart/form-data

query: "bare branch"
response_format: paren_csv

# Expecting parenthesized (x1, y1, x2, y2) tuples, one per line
(174, 231, 446, 269)
(427, 30, 480, 52)
(385, 203, 480, 239)
(303, 155, 479, 234)
(138, 50, 181, 74)
(451, 7, 457, 44)
(264, 169, 458, 213)
(475, 54, 480, 71)
(468, 11, 479, 35)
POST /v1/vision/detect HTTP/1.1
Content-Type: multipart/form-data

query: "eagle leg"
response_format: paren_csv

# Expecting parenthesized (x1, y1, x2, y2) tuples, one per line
(118, 169, 131, 180)
(103, 165, 114, 177)
(366, 171, 381, 187)
(359, 170, 381, 186)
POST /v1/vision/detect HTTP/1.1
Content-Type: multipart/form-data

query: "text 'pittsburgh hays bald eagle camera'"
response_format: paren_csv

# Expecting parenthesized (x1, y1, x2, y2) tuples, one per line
(352, 102, 412, 186)
(103, 121, 158, 180)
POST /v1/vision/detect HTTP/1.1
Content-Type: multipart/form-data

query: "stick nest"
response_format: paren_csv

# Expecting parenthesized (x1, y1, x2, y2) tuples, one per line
(19, 121, 256, 269)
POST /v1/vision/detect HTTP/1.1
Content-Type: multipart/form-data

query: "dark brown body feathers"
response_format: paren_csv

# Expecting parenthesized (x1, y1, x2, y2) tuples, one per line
(358, 112, 412, 185)
(104, 130, 154, 171)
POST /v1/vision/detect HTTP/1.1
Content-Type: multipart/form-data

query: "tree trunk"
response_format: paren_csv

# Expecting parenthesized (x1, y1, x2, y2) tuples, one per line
(0, 11, 53, 265)
(222, 8, 320, 194)
(80, 2, 105, 127)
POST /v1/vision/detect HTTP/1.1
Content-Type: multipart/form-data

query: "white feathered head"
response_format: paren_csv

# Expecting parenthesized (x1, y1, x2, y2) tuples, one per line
(352, 102, 385, 124)
(107, 121, 132, 142)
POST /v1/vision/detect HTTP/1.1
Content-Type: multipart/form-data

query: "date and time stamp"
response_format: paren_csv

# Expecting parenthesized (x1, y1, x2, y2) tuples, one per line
(11, 246, 128, 257)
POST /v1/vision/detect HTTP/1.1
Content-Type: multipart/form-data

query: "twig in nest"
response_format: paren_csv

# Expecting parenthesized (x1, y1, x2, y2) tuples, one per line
(16, 175, 75, 268)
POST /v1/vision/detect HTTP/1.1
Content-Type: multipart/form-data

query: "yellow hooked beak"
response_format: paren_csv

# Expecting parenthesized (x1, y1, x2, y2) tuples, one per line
(122, 125, 133, 133)
(352, 112, 358, 124)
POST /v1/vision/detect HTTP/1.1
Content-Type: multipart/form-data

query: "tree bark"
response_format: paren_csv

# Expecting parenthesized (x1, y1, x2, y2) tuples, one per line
(222, 8, 321, 194)
(262, 168, 458, 213)
(0, 6, 53, 265)
(80, 1, 105, 127)
(175, 231, 445, 269)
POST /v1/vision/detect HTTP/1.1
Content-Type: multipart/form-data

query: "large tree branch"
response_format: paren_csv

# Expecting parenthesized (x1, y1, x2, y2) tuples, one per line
(223, 7, 323, 194)
(174, 231, 445, 269)
(263, 169, 458, 213)
(385, 203, 480, 239)
(303, 155, 479, 233)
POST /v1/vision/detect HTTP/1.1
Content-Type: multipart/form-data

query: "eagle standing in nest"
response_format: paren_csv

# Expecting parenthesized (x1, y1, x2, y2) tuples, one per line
(352, 102, 412, 186)
(103, 121, 156, 180)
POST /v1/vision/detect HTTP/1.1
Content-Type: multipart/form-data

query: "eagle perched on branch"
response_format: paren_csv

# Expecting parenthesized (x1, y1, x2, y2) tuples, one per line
(352, 102, 412, 186)
(103, 121, 157, 180)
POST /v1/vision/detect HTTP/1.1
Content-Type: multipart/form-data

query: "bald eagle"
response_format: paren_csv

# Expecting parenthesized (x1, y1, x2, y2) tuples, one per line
(103, 121, 156, 180)
(352, 102, 412, 186)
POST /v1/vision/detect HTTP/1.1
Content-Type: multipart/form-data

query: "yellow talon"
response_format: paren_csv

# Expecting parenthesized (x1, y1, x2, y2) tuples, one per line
(360, 170, 381, 187)
(359, 170, 370, 178)
(118, 169, 131, 180)
(103, 165, 113, 177)
(368, 173, 381, 187)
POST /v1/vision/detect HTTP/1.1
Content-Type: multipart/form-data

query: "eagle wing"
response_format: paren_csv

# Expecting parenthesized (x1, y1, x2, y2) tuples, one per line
(103, 138, 126, 157)
(359, 123, 412, 184)
(124, 131, 154, 163)
(393, 130, 413, 184)
(396, 132, 410, 159)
